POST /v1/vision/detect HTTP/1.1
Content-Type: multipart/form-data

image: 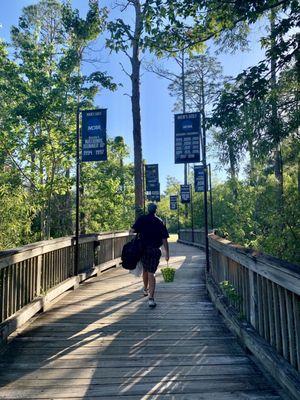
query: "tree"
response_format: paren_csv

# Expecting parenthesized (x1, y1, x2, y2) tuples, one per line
(6, 0, 115, 239)
(106, 0, 150, 217)
(80, 138, 135, 233)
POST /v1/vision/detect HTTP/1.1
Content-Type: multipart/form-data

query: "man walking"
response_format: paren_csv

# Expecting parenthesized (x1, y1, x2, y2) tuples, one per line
(131, 203, 169, 308)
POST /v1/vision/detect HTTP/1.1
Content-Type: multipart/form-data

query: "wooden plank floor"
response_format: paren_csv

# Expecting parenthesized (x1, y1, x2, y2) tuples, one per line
(0, 242, 285, 399)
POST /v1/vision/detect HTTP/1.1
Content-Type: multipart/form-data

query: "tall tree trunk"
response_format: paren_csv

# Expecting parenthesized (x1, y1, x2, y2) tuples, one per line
(298, 156, 300, 194)
(270, 10, 284, 206)
(228, 143, 238, 198)
(39, 150, 46, 240)
(248, 138, 256, 186)
(131, 0, 144, 217)
(80, 165, 86, 234)
(64, 168, 73, 235)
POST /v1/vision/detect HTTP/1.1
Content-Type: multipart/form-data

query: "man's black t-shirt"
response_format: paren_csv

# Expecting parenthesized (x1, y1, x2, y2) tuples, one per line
(132, 213, 169, 248)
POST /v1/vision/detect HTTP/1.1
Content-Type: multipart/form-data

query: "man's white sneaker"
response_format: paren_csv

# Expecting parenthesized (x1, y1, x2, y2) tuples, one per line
(142, 287, 148, 296)
(148, 298, 156, 308)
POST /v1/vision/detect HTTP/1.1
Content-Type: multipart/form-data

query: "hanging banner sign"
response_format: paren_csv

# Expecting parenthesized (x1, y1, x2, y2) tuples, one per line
(174, 112, 200, 164)
(145, 164, 159, 191)
(147, 190, 160, 202)
(194, 165, 205, 192)
(170, 195, 178, 210)
(82, 109, 107, 162)
(180, 184, 191, 204)
(147, 183, 160, 202)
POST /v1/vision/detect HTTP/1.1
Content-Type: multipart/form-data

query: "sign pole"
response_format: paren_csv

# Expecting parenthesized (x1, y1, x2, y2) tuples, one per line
(142, 162, 146, 213)
(190, 186, 195, 243)
(177, 199, 180, 234)
(181, 49, 188, 221)
(75, 108, 80, 276)
(201, 75, 210, 272)
(208, 163, 214, 229)
(77, 108, 107, 275)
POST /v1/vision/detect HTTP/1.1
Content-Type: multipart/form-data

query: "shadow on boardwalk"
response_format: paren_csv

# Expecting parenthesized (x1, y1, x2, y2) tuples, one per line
(0, 242, 284, 399)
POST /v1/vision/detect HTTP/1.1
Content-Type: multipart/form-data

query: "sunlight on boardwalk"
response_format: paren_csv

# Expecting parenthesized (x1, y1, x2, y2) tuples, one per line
(0, 242, 284, 399)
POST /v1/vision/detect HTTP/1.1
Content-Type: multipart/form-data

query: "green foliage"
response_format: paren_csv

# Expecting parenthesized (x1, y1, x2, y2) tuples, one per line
(153, 0, 297, 54)
(155, 176, 182, 233)
(0, 0, 128, 250)
(0, 172, 34, 249)
(80, 139, 135, 233)
(220, 281, 241, 305)
(211, 166, 300, 265)
(219, 280, 244, 318)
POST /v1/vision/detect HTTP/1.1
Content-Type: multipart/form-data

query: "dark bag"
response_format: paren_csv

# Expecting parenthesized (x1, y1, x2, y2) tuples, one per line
(121, 237, 143, 270)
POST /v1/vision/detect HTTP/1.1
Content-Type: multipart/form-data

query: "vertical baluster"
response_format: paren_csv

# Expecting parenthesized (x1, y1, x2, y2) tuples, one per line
(285, 289, 297, 367)
(20, 261, 24, 308)
(278, 285, 289, 360)
(0, 269, 5, 322)
(244, 267, 250, 321)
(50, 250, 53, 288)
(6, 266, 11, 320)
(262, 277, 270, 342)
(44, 253, 48, 292)
(59, 249, 62, 283)
(28, 259, 32, 302)
(267, 279, 276, 347)
(292, 293, 300, 371)
(54, 250, 58, 285)
(257, 275, 264, 338)
(249, 270, 257, 329)
(240, 267, 245, 317)
(12, 264, 17, 315)
(16, 263, 21, 312)
(272, 282, 282, 355)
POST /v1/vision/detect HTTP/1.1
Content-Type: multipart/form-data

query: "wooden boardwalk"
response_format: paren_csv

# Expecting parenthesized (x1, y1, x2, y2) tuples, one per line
(0, 242, 286, 399)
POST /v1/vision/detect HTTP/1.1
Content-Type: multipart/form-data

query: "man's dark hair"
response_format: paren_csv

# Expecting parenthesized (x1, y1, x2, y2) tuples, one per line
(147, 203, 157, 214)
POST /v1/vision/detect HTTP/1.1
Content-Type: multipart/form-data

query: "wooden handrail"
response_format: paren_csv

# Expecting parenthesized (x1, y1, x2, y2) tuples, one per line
(178, 229, 300, 379)
(209, 234, 300, 295)
(0, 231, 133, 342)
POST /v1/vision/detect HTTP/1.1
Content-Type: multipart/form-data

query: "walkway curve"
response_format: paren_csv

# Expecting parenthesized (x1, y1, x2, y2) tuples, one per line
(0, 242, 285, 399)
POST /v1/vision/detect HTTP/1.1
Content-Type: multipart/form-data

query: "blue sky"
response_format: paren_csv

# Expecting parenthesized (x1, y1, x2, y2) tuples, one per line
(1, 1, 267, 191)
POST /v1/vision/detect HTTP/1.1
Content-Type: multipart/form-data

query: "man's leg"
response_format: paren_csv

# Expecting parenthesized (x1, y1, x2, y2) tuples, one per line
(143, 269, 148, 291)
(148, 272, 156, 299)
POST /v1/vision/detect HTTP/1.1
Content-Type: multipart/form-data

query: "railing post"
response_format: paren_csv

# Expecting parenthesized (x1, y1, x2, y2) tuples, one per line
(112, 234, 115, 261)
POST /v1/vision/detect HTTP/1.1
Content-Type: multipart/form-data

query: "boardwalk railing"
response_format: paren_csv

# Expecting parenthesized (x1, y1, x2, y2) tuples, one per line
(0, 231, 132, 343)
(178, 229, 300, 399)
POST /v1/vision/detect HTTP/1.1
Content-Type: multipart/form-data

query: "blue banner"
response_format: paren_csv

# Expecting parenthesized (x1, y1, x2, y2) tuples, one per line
(170, 195, 178, 210)
(147, 183, 160, 202)
(180, 184, 191, 204)
(82, 109, 107, 162)
(175, 112, 200, 164)
(194, 165, 205, 192)
(145, 164, 159, 191)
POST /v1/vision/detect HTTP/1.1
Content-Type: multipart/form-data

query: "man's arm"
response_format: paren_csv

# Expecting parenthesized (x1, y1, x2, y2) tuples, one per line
(162, 238, 169, 262)
(130, 215, 142, 235)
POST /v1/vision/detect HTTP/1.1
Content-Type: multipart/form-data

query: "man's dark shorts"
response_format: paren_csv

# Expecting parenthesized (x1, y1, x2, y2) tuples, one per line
(141, 246, 161, 273)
